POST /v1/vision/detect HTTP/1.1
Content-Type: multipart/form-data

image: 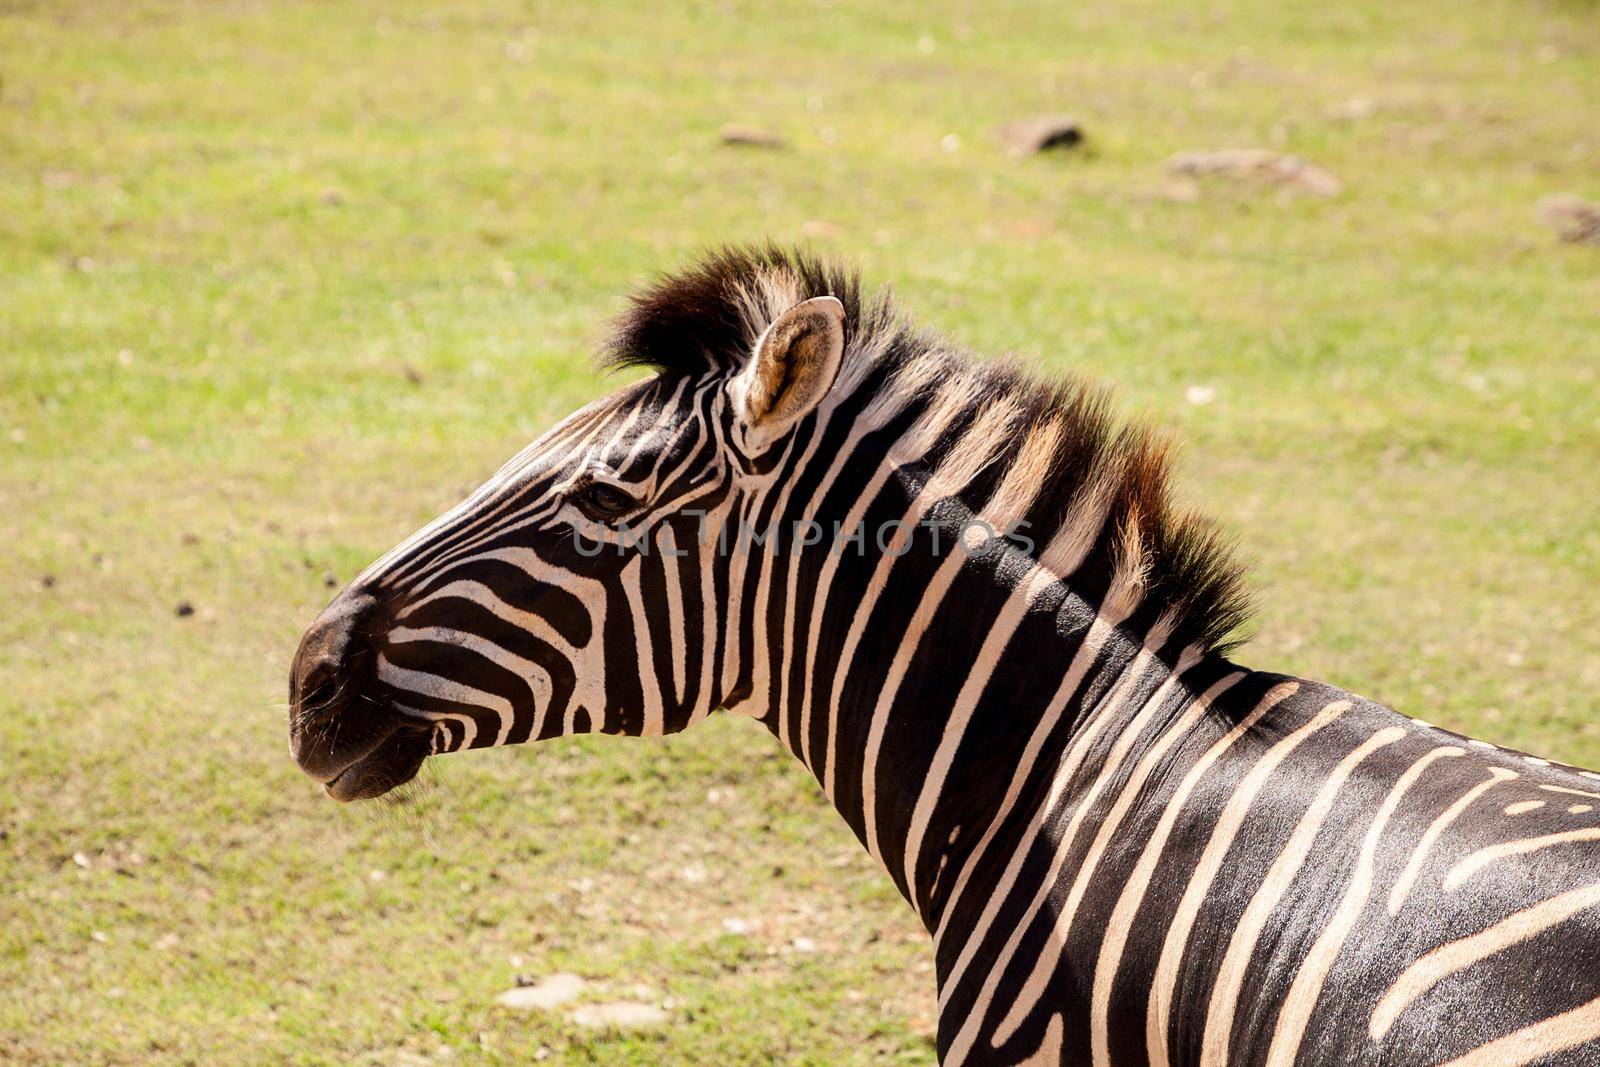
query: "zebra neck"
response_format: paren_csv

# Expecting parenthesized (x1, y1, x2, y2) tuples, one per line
(743, 523, 1222, 930)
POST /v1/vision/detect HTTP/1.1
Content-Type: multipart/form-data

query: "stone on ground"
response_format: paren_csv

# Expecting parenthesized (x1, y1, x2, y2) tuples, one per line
(568, 1001, 670, 1029)
(495, 973, 588, 1011)
(719, 123, 784, 148)
(1538, 194, 1600, 244)
(995, 115, 1085, 156)
(1164, 149, 1341, 196)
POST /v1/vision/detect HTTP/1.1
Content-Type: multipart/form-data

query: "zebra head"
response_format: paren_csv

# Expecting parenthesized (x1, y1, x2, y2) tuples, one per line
(289, 252, 851, 800)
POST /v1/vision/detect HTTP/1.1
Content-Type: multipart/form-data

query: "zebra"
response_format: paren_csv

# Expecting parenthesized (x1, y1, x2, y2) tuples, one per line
(290, 245, 1600, 1066)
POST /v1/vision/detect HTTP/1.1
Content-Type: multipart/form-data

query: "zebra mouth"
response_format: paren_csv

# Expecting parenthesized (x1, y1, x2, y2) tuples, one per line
(321, 724, 432, 802)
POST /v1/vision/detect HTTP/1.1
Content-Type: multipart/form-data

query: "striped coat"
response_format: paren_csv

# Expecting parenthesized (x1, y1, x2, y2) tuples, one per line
(290, 246, 1600, 1065)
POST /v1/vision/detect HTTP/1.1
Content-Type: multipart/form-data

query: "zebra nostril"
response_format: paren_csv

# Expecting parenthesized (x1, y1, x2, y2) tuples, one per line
(298, 661, 342, 719)
(289, 591, 391, 781)
(291, 592, 381, 724)
(296, 636, 377, 722)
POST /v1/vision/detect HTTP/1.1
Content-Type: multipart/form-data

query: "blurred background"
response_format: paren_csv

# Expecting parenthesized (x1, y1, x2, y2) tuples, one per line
(2, 1, 1596, 1062)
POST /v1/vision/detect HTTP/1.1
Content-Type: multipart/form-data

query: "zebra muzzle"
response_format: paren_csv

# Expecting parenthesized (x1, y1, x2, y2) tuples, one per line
(289, 590, 430, 799)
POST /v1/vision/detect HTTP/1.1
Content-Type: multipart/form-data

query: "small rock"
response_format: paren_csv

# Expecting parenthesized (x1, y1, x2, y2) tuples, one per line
(721, 917, 750, 935)
(567, 1001, 669, 1029)
(995, 115, 1085, 156)
(1164, 149, 1341, 197)
(72, 851, 92, 869)
(1537, 194, 1600, 245)
(792, 936, 818, 953)
(323, 573, 338, 588)
(719, 124, 784, 149)
(174, 601, 195, 618)
(1184, 384, 1218, 406)
(495, 973, 588, 1011)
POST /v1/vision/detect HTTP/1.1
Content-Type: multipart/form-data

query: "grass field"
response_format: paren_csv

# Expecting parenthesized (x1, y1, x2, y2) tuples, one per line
(2, 0, 1597, 1062)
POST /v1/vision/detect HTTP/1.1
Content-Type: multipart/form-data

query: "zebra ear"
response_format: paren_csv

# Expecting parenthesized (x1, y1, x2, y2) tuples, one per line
(731, 296, 845, 448)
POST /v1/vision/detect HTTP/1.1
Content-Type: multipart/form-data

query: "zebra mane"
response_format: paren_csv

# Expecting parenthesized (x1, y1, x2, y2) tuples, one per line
(604, 244, 1252, 654)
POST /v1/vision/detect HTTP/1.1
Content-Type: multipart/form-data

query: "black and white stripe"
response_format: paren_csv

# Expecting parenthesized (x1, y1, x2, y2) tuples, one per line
(291, 246, 1600, 1065)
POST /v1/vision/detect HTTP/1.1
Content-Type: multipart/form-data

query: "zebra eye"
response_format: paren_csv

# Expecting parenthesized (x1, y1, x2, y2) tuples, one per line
(576, 480, 637, 520)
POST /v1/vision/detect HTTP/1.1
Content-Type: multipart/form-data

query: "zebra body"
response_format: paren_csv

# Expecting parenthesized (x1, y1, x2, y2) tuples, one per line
(290, 247, 1600, 1065)
(932, 664, 1600, 1065)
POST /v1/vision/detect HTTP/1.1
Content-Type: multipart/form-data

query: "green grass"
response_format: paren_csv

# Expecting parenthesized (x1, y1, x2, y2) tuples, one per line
(2, 0, 1597, 1062)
